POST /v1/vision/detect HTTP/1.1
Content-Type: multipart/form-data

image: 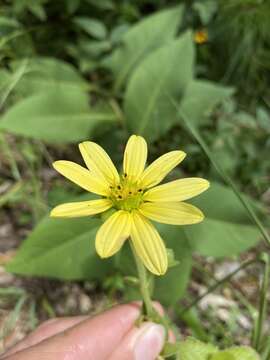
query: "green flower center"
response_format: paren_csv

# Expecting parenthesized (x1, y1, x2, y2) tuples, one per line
(109, 174, 144, 211)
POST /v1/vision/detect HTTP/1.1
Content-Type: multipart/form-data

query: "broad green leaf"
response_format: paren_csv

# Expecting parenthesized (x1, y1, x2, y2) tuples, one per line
(210, 353, 235, 360)
(0, 60, 28, 108)
(190, 182, 258, 224)
(180, 80, 234, 125)
(105, 6, 183, 89)
(6, 216, 111, 280)
(73, 17, 107, 39)
(186, 181, 262, 257)
(222, 347, 260, 360)
(10, 57, 88, 96)
(178, 337, 218, 360)
(185, 218, 260, 258)
(0, 69, 10, 92)
(193, 1, 217, 25)
(78, 39, 111, 57)
(124, 31, 195, 142)
(162, 341, 182, 357)
(0, 88, 117, 143)
(154, 224, 192, 305)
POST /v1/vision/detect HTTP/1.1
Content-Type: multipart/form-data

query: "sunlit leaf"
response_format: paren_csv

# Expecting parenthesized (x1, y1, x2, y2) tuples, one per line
(124, 31, 194, 141)
(105, 6, 184, 89)
(0, 88, 117, 143)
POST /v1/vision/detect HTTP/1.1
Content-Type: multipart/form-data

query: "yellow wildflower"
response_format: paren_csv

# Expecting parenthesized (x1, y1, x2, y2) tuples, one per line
(50, 135, 209, 275)
(194, 29, 208, 44)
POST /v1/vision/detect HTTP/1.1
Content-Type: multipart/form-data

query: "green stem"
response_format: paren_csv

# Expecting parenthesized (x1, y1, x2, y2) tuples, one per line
(253, 253, 269, 352)
(130, 242, 154, 318)
(180, 258, 259, 315)
(167, 93, 270, 247)
(177, 105, 270, 248)
(0, 133, 21, 181)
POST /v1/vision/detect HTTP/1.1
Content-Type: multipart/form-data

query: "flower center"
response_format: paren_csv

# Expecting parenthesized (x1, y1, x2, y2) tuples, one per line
(109, 174, 144, 211)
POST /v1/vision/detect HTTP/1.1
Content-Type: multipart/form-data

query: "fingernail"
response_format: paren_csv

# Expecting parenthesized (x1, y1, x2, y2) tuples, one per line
(134, 322, 165, 360)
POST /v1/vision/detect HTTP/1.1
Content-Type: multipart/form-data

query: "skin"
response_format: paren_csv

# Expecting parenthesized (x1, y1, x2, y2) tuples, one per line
(1, 302, 175, 360)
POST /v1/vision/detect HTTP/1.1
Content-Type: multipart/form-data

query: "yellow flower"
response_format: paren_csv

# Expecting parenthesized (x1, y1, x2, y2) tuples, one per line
(194, 29, 208, 44)
(50, 135, 209, 275)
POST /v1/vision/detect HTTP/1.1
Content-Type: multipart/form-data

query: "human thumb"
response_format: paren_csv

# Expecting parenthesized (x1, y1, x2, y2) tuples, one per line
(109, 322, 165, 360)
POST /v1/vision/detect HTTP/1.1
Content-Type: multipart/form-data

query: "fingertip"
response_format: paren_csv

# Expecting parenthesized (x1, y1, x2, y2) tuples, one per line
(168, 329, 176, 343)
(152, 301, 165, 317)
(109, 321, 165, 360)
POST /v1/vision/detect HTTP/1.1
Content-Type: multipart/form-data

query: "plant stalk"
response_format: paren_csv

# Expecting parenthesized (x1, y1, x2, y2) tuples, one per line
(253, 253, 269, 352)
(130, 242, 154, 318)
(176, 103, 270, 248)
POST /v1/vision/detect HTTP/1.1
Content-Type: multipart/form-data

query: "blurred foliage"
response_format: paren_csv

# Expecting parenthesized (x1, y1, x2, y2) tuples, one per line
(1, 0, 270, 352)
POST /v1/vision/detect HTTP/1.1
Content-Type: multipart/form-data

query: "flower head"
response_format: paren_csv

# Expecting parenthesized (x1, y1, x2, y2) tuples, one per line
(50, 135, 209, 275)
(194, 29, 208, 44)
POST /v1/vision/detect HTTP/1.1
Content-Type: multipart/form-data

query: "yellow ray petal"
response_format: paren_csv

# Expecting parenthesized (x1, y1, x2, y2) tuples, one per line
(143, 178, 209, 202)
(50, 199, 112, 218)
(139, 201, 204, 225)
(130, 211, 167, 276)
(79, 141, 119, 184)
(140, 150, 186, 188)
(123, 135, 147, 181)
(95, 210, 131, 258)
(53, 160, 109, 196)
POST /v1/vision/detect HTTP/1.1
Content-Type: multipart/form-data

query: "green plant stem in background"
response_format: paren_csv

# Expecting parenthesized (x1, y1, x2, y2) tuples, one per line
(180, 258, 259, 315)
(252, 253, 269, 353)
(130, 242, 154, 318)
(176, 106, 270, 249)
(0, 182, 22, 208)
(0, 133, 21, 181)
(0, 59, 28, 109)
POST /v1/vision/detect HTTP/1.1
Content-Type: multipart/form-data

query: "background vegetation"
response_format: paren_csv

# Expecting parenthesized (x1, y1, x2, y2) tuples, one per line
(0, 0, 270, 358)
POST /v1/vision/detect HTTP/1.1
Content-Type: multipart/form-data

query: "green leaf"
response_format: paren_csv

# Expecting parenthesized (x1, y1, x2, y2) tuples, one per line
(6, 216, 111, 280)
(178, 337, 218, 360)
(162, 341, 182, 357)
(0, 88, 117, 143)
(27, 2, 46, 21)
(105, 5, 184, 89)
(223, 347, 260, 360)
(180, 308, 209, 341)
(10, 57, 88, 96)
(79, 39, 111, 57)
(190, 182, 265, 225)
(256, 106, 270, 132)
(73, 17, 107, 39)
(193, 1, 217, 25)
(180, 80, 234, 125)
(66, 0, 81, 14)
(210, 353, 235, 360)
(0, 69, 10, 92)
(0, 16, 21, 34)
(186, 182, 262, 257)
(186, 218, 260, 258)
(166, 248, 180, 268)
(124, 31, 195, 142)
(85, 0, 114, 10)
(154, 224, 192, 305)
(13, 0, 47, 21)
